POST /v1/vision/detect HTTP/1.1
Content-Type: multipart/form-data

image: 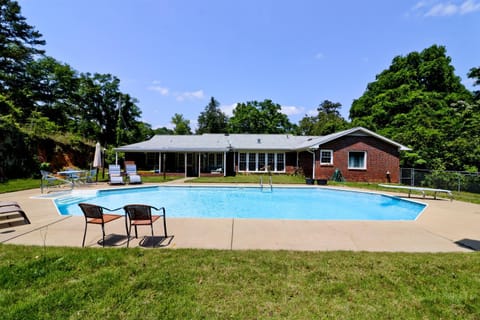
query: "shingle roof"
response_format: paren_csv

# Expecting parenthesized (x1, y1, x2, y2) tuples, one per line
(114, 127, 410, 152)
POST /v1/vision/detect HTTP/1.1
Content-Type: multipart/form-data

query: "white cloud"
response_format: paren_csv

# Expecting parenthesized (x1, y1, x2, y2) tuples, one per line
(460, 0, 480, 13)
(147, 81, 205, 102)
(220, 103, 238, 117)
(147, 85, 169, 96)
(175, 89, 205, 101)
(306, 109, 318, 117)
(281, 105, 304, 116)
(426, 2, 458, 16)
(413, 0, 480, 16)
(413, 0, 430, 10)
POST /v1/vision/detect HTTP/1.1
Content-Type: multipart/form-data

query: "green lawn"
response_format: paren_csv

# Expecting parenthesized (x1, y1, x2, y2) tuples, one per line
(0, 245, 479, 319)
(1, 178, 480, 318)
(0, 178, 39, 193)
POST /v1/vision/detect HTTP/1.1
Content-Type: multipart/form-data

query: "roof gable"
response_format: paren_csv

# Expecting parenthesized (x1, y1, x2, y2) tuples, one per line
(297, 127, 410, 151)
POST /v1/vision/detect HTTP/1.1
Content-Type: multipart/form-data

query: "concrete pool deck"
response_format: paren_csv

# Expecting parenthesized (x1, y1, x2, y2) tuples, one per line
(1, 182, 479, 252)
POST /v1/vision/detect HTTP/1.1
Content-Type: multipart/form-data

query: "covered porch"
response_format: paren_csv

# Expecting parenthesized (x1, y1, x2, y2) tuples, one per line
(121, 151, 235, 178)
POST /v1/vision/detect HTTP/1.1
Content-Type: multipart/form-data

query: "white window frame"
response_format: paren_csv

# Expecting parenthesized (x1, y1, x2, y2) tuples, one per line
(319, 149, 333, 165)
(237, 152, 286, 173)
(348, 151, 367, 170)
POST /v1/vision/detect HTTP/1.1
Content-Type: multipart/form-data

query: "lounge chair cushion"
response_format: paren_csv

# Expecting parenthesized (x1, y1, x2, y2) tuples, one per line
(128, 174, 142, 184)
(110, 175, 124, 185)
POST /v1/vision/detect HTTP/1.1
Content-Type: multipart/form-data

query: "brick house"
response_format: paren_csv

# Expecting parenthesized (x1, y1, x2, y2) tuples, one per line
(115, 127, 409, 183)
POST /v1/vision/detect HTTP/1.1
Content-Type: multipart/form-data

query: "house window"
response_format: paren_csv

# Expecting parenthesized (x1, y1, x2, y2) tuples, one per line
(258, 153, 266, 171)
(348, 151, 367, 169)
(239, 153, 247, 171)
(320, 150, 333, 165)
(237, 152, 286, 172)
(248, 153, 256, 171)
(267, 153, 275, 171)
(276, 153, 285, 171)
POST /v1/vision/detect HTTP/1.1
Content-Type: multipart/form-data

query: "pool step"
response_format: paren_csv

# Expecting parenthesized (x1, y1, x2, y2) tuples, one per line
(55, 196, 89, 206)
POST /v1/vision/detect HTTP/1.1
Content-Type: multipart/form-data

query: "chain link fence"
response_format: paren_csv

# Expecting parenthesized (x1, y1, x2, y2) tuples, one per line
(400, 168, 480, 193)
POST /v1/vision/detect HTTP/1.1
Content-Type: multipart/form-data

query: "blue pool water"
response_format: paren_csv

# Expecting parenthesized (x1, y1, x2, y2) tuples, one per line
(54, 186, 426, 221)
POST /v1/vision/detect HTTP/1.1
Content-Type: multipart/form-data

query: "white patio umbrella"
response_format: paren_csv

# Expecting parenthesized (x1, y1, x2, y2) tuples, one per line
(93, 142, 102, 182)
(93, 142, 102, 168)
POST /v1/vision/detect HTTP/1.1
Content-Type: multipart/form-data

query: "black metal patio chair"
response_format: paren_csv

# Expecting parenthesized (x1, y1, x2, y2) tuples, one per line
(78, 203, 122, 247)
(123, 204, 167, 247)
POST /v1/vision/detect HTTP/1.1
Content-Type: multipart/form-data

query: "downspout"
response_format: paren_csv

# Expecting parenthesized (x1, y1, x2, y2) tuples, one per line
(306, 149, 316, 180)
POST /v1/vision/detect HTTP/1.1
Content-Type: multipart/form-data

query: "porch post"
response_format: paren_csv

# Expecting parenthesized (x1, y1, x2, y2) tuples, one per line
(198, 153, 201, 177)
(233, 152, 236, 175)
(184, 153, 187, 178)
(158, 152, 162, 173)
(223, 151, 226, 177)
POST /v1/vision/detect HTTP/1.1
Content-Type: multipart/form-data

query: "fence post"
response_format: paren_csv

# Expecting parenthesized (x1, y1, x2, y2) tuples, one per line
(457, 173, 461, 192)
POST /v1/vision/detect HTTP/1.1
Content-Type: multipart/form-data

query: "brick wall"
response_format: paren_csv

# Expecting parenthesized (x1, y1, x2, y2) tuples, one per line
(300, 136, 400, 183)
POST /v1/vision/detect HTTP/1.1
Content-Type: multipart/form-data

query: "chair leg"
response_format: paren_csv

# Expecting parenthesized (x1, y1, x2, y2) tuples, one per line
(125, 217, 130, 247)
(127, 224, 132, 248)
(163, 216, 168, 237)
(82, 223, 88, 247)
(101, 223, 106, 247)
(150, 223, 155, 248)
(134, 225, 138, 238)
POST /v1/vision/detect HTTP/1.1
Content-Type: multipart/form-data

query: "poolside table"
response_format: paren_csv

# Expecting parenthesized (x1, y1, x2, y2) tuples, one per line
(58, 170, 86, 185)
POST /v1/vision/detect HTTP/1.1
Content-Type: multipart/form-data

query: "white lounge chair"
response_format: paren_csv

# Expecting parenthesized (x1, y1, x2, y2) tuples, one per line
(108, 165, 124, 185)
(125, 164, 142, 184)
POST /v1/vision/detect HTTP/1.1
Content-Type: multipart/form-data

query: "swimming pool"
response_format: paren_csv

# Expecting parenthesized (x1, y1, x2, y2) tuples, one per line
(54, 186, 426, 221)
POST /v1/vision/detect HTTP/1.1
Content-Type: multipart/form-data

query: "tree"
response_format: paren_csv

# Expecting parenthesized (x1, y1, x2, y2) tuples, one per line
(115, 93, 151, 145)
(228, 99, 294, 133)
(73, 73, 147, 146)
(349, 45, 474, 170)
(25, 56, 79, 129)
(196, 97, 228, 134)
(171, 113, 192, 135)
(468, 67, 480, 100)
(153, 127, 174, 135)
(298, 100, 348, 135)
(0, 0, 46, 121)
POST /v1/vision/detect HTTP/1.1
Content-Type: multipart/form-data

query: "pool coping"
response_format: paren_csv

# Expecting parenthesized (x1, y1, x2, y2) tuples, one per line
(1, 182, 479, 252)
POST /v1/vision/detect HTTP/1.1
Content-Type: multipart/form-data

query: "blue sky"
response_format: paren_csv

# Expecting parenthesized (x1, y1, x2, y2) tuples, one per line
(19, 0, 480, 129)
